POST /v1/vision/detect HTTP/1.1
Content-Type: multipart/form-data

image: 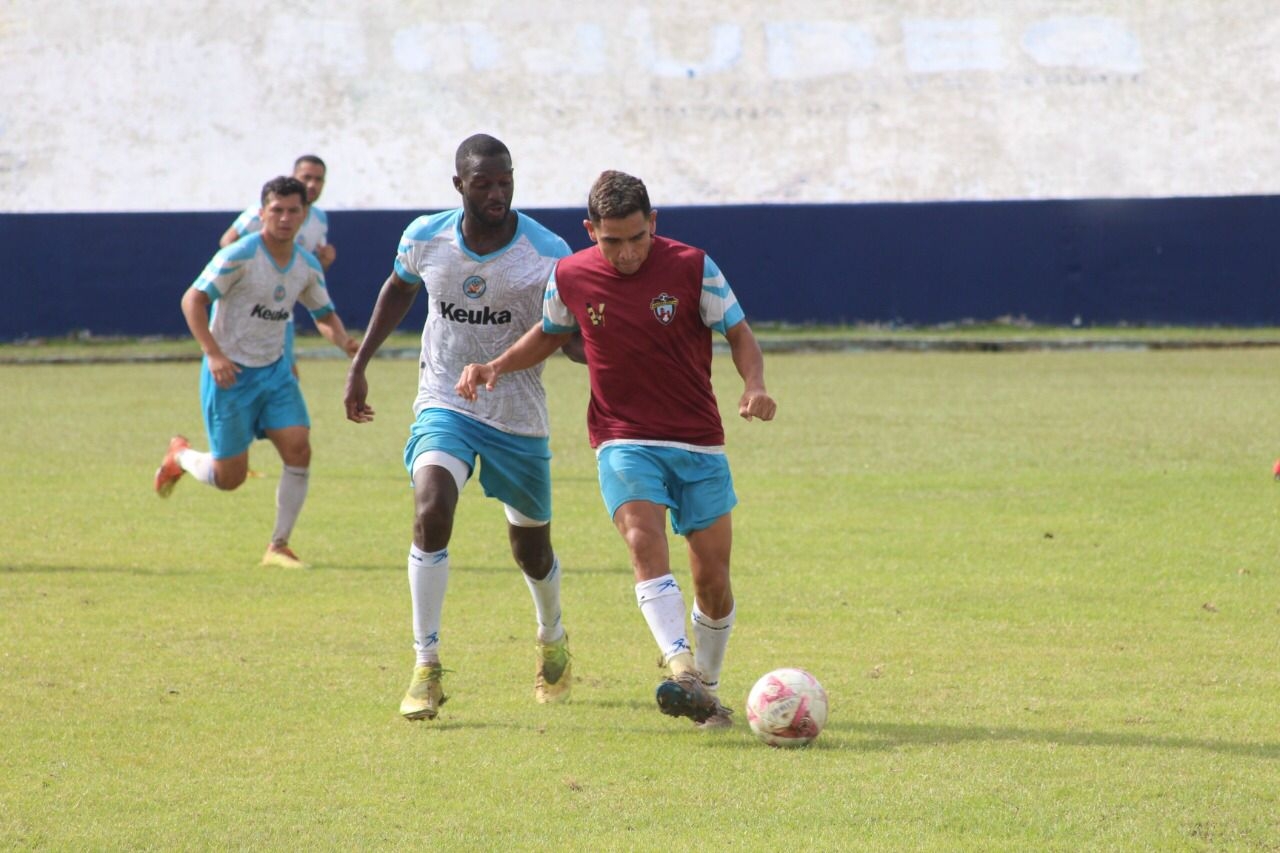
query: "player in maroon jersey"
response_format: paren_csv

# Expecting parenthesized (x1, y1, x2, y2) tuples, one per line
(457, 170, 776, 729)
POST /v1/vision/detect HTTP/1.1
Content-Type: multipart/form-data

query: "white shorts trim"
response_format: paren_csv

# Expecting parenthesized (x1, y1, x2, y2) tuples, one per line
(412, 450, 471, 493)
(503, 504, 547, 528)
(595, 438, 726, 456)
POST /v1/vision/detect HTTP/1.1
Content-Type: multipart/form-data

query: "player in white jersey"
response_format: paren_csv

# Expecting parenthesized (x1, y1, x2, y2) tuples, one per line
(343, 134, 574, 720)
(156, 176, 359, 570)
(221, 155, 336, 376)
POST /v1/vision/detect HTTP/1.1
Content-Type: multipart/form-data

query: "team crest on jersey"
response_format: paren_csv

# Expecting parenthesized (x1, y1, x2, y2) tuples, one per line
(462, 276, 487, 299)
(586, 302, 605, 327)
(273, 284, 286, 303)
(650, 293, 678, 325)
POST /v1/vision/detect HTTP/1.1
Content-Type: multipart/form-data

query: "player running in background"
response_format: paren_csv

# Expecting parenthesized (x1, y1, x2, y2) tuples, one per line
(155, 176, 359, 569)
(222, 155, 336, 378)
(343, 134, 575, 721)
(457, 170, 777, 730)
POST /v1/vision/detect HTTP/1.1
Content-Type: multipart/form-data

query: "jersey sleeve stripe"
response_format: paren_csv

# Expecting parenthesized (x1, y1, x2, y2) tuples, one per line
(541, 274, 579, 332)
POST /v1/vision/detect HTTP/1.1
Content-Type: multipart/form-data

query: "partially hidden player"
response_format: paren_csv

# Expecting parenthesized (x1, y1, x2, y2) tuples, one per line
(221, 154, 336, 379)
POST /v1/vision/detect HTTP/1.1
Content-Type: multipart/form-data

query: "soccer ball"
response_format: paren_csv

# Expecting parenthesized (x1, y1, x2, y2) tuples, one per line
(745, 667, 829, 747)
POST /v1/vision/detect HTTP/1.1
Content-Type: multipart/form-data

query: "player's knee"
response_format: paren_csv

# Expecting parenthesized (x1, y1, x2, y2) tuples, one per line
(413, 501, 454, 551)
(621, 525, 663, 563)
(511, 537, 553, 579)
(213, 469, 247, 491)
(281, 444, 311, 468)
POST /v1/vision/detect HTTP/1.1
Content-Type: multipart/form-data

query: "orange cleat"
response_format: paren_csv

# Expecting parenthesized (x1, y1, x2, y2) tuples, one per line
(154, 435, 190, 497)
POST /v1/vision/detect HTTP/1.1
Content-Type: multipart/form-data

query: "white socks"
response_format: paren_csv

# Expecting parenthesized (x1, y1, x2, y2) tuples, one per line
(523, 556, 565, 643)
(636, 575, 736, 691)
(270, 465, 309, 547)
(692, 602, 735, 694)
(409, 545, 449, 666)
(635, 574, 692, 669)
(177, 448, 216, 486)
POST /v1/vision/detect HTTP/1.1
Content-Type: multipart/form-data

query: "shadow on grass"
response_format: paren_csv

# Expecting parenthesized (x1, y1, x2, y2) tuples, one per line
(827, 720, 1280, 759)
(2, 560, 629, 576)
(2, 563, 170, 575)
(306, 560, 628, 575)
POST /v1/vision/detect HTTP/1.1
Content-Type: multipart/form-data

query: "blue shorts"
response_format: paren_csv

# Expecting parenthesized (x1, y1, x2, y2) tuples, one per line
(403, 408, 552, 522)
(201, 356, 310, 459)
(597, 443, 737, 535)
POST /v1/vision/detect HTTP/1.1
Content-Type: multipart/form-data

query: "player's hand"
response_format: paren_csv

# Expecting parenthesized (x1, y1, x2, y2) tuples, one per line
(342, 336, 360, 358)
(344, 370, 375, 423)
(738, 390, 777, 422)
(208, 353, 241, 389)
(456, 363, 498, 401)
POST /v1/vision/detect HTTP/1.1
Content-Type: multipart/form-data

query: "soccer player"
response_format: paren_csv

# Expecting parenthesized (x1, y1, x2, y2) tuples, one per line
(220, 155, 336, 270)
(222, 155, 336, 379)
(342, 134, 575, 721)
(456, 170, 777, 730)
(155, 176, 360, 570)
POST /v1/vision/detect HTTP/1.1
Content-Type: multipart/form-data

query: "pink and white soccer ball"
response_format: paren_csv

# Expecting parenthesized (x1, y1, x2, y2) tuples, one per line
(745, 667, 829, 747)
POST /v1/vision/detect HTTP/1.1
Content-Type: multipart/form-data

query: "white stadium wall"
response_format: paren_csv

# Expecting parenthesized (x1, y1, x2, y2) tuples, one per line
(1, 1, 1278, 212)
(2, 2, 1280, 336)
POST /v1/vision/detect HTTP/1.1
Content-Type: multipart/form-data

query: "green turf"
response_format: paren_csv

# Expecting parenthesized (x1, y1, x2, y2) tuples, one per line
(2, 348, 1279, 850)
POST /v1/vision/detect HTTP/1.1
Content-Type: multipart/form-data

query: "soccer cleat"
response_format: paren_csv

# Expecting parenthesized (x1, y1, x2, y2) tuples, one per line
(261, 545, 308, 569)
(400, 663, 447, 720)
(154, 435, 190, 497)
(696, 697, 735, 731)
(534, 633, 572, 704)
(655, 671, 719, 724)
(1273, 459, 1280, 480)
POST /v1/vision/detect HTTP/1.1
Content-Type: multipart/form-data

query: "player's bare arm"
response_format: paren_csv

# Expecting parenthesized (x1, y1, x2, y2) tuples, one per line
(456, 324, 572, 401)
(344, 273, 420, 423)
(314, 312, 358, 357)
(218, 226, 240, 248)
(724, 320, 776, 422)
(181, 287, 240, 389)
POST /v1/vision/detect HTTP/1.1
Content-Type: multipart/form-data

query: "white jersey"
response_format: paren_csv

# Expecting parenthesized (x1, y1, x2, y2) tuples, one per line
(230, 205, 329, 253)
(193, 234, 334, 367)
(395, 209, 570, 437)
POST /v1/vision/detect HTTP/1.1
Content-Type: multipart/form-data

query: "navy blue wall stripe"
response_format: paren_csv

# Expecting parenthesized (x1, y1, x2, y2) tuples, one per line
(2, 196, 1278, 340)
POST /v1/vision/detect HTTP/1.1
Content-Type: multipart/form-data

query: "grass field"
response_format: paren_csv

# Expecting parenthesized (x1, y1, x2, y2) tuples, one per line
(3, 344, 1280, 850)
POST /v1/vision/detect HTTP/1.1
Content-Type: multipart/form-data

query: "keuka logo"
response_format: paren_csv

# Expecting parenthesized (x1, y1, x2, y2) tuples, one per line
(438, 301, 512, 325)
(251, 303, 290, 321)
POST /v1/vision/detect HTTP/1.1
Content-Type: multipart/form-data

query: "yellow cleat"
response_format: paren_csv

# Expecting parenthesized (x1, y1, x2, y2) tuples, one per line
(534, 633, 572, 704)
(401, 663, 447, 720)
(261, 545, 308, 569)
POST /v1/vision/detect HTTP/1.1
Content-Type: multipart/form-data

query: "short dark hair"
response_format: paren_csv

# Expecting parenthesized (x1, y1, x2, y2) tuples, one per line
(455, 134, 510, 173)
(294, 154, 326, 172)
(587, 171, 651, 223)
(261, 176, 308, 207)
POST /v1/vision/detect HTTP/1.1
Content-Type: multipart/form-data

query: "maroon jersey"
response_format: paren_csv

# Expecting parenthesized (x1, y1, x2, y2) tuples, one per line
(546, 236, 731, 449)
